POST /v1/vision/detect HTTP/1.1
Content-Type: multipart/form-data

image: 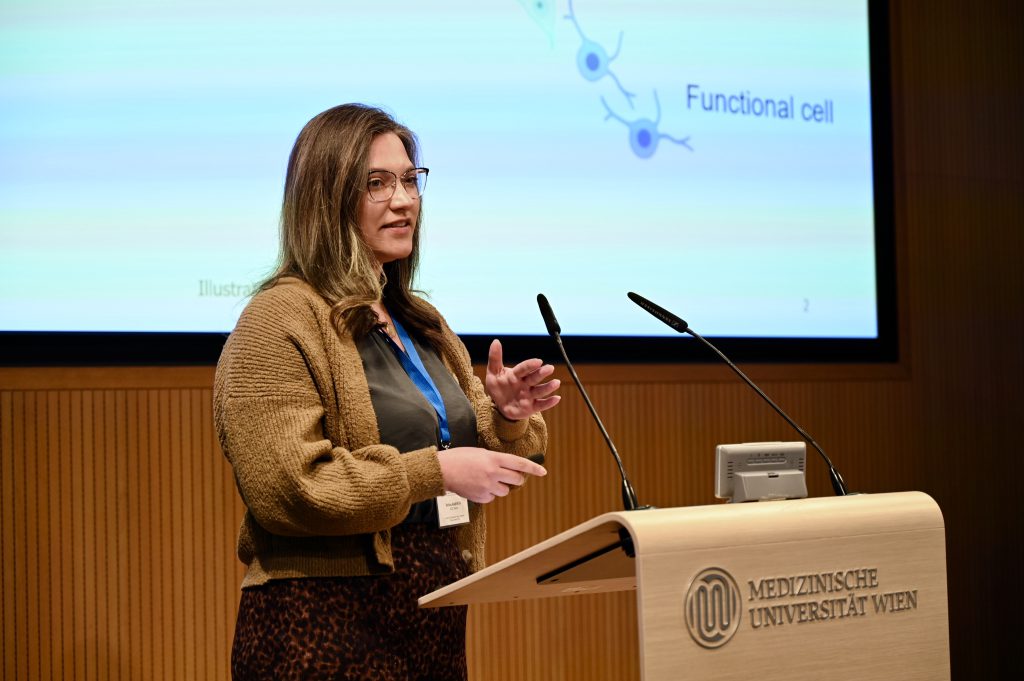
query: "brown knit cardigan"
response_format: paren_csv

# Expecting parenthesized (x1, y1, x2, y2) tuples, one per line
(214, 278, 547, 588)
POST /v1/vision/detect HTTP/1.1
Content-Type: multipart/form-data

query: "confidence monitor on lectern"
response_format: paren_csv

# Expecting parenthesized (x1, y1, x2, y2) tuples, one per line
(0, 0, 895, 365)
(715, 442, 809, 503)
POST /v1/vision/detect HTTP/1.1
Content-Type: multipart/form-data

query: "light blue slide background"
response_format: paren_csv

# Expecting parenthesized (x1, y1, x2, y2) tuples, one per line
(0, 0, 877, 338)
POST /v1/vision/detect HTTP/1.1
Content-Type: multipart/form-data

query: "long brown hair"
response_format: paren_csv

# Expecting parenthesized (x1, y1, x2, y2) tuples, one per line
(259, 103, 443, 349)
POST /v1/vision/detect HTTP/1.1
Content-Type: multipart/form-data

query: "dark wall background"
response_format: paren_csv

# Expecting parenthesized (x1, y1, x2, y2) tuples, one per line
(888, 0, 1022, 675)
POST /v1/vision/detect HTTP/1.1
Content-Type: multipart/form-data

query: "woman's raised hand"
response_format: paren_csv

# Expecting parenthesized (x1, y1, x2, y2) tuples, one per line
(437, 448, 547, 504)
(484, 339, 561, 421)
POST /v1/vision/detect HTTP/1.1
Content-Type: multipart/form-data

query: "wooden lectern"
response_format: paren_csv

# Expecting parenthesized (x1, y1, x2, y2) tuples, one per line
(420, 492, 949, 680)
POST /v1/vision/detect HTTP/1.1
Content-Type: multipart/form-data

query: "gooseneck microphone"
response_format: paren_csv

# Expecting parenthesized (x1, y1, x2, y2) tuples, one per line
(537, 293, 647, 511)
(627, 291, 850, 497)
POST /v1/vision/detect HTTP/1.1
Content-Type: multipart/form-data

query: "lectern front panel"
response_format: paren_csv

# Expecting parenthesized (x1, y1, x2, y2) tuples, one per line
(630, 494, 949, 680)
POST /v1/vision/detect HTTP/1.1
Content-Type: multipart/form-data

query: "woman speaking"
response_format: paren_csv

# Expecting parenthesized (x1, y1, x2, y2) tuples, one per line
(214, 103, 559, 680)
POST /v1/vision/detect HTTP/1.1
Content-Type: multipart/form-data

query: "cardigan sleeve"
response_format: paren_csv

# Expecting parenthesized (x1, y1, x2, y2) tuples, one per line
(214, 290, 446, 538)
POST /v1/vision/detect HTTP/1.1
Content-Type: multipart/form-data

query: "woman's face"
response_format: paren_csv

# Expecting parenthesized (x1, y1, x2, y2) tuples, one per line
(357, 132, 419, 266)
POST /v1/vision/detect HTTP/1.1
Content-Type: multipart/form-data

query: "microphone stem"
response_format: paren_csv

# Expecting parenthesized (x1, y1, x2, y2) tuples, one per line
(687, 329, 849, 496)
(552, 333, 639, 510)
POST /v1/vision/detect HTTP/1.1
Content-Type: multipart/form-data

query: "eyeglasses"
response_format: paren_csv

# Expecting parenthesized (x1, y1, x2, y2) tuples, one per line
(365, 168, 429, 202)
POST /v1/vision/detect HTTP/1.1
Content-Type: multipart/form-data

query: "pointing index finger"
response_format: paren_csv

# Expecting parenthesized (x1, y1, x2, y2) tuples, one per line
(499, 452, 547, 477)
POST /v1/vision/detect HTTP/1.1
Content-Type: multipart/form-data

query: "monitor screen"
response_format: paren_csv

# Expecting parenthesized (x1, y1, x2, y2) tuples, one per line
(0, 0, 894, 364)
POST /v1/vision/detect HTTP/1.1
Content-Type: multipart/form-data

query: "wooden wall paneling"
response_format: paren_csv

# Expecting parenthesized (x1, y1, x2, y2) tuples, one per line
(189, 389, 207, 678)
(161, 388, 187, 680)
(118, 390, 133, 679)
(30, 391, 47, 680)
(103, 391, 119, 680)
(173, 390, 189, 680)
(53, 391, 72, 681)
(139, 390, 157, 681)
(83, 389, 99, 680)
(0, 355, 1016, 680)
(175, 388, 189, 679)
(1, 392, 12, 680)
(37, 392, 52, 679)
(0, 384, 241, 679)
(20, 392, 35, 679)
(123, 390, 139, 681)
(6, 392, 23, 678)
(145, 388, 170, 680)
(189, 390, 206, 678)
(63, 390, 79, 681)
(86, 390, 104, 679)
(467, 594, 639, 681)
(138, 389, 154, 680)
(101, 389, 120, 678)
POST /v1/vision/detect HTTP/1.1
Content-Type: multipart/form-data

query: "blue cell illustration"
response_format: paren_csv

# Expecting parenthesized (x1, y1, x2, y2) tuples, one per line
(527, 1, 696, 158)
(602, 91, 693, 159)
(516, 0, 557, 45)
(565, 0, 635, 107)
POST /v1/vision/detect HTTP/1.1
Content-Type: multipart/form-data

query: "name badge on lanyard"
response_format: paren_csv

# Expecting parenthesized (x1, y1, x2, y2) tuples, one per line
(381, 316, 470, 527)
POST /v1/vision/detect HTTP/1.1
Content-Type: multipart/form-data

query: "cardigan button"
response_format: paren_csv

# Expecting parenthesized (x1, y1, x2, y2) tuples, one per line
(461, 550, 473, 563)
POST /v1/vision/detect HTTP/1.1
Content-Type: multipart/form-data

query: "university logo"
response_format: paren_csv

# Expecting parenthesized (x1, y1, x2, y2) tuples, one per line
(685, 567, 742, 649)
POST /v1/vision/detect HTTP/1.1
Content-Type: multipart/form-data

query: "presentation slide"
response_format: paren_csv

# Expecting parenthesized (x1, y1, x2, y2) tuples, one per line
(0, 0, 878, 339)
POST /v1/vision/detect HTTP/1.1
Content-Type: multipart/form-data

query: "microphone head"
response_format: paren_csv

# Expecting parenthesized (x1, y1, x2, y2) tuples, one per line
(536, 293, 561, 336)
(627, 291, 689, 333)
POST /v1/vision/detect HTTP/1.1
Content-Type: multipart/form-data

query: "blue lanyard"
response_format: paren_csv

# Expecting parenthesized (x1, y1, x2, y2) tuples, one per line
(380, 315, 452, 448)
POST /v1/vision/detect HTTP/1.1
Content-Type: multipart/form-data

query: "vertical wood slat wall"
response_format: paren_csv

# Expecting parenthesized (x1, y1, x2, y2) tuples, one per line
(2, 1, 1021, 678)
(0, 388, 242, 681)
(0, 372, 923, 681)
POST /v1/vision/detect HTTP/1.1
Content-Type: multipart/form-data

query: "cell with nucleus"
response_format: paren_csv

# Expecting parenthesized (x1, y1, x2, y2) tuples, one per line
(565, 0, 635, 108)
(601, 90, 693, 159)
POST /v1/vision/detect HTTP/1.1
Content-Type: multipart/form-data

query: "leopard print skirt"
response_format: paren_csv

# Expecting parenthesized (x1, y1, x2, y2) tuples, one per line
(231, 523, 470, 681)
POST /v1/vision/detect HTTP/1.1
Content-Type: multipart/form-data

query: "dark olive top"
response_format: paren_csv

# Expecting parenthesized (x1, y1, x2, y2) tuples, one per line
(357, 326, 478, 523)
